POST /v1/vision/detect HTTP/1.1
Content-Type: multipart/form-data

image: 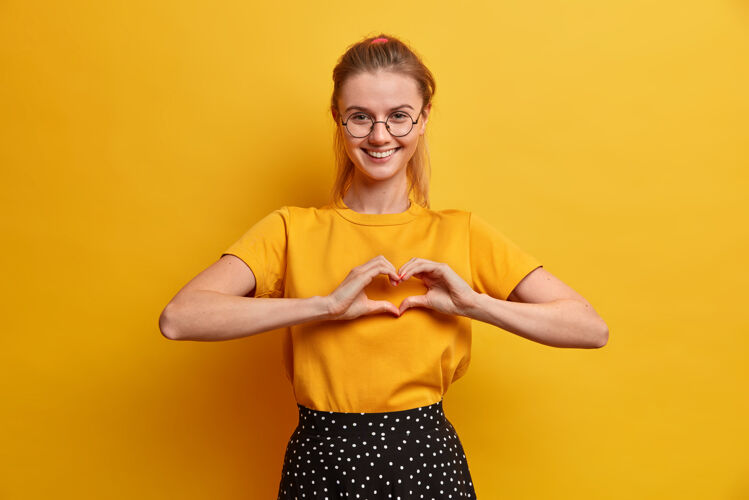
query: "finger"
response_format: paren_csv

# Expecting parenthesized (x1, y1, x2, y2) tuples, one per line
(399, 258, 435, 278)
(397, 257, 417, 277)
(373, 255, 401, 283)
(358, 260, 401, 286)
(379, 261, 401, 284)
(399, 294, 430, 314)
(399, 260, 443, 282)
(371, 254, 397, 270)
(379, 257, 401, 286)
(368, 299, 400, 317)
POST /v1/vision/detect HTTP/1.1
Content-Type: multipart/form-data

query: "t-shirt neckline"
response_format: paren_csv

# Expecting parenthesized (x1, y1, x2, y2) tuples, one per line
(333, 192, 422, 226)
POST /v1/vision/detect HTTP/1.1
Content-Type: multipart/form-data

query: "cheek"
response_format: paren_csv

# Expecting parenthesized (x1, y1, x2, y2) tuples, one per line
(348, 143, 363, 159)
(404, 137, 420, 154)
(342, 138, 358, 156)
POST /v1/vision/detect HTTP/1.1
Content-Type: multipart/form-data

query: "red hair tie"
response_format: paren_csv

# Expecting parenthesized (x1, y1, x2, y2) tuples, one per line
(371, 37, 388, 44)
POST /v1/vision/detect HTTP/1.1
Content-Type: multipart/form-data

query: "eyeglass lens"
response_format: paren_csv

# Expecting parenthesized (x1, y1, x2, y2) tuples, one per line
(344, 111, 415, 138)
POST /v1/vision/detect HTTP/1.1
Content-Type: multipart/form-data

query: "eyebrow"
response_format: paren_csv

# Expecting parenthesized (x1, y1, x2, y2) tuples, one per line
(344, 104, 415, 113)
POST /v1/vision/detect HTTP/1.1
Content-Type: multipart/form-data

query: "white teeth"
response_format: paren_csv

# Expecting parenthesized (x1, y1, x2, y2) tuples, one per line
(365, 148, 397, 158)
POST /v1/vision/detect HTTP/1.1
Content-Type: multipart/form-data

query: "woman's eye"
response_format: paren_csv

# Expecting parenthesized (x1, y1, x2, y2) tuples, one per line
(391, 112, 409, 120)
(351, 113, 370, 121)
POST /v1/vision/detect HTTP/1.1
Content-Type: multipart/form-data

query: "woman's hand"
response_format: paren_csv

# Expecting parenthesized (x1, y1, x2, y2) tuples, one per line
(325, 255, 402, 320)
(396, 258, 479, 317)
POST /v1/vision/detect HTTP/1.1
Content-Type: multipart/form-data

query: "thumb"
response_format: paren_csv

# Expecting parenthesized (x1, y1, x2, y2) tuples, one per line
(367, 299, 400, 317)
(399, 294, 430, 314)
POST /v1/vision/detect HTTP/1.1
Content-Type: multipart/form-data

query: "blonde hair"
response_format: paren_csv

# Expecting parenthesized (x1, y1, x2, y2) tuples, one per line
(329, 34, 436, 208)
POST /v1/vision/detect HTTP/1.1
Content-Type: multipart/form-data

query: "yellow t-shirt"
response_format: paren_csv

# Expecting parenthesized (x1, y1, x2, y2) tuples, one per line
(221, 192, 543, 413)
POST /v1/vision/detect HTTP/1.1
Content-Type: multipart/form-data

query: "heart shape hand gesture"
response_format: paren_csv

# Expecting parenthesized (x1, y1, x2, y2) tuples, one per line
(325, 255, 478, 320)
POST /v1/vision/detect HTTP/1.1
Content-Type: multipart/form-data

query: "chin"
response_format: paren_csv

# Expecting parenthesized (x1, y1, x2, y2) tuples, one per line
(356, 160, 406, 179)
(358, 168, 400, 182)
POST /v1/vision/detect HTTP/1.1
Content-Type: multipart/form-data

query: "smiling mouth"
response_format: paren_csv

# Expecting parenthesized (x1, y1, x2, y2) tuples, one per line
(362, 147, 401, 158)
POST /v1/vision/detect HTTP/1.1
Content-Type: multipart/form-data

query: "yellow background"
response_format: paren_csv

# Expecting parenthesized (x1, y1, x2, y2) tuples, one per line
(2, 0, 747, 498)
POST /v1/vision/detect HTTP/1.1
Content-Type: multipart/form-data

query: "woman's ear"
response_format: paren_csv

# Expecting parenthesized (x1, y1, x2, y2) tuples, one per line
(331, 107, 339, 122)
(419, 103, 431, 134)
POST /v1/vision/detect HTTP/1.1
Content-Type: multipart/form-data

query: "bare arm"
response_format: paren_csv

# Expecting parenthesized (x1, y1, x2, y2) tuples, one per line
(159, 254, 402, 341)
(464, 266, 609, 348)
(159, 255, 330, 341)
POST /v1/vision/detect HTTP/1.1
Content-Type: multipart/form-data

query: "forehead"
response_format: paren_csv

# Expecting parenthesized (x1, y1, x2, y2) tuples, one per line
(338, 71, 421, 110)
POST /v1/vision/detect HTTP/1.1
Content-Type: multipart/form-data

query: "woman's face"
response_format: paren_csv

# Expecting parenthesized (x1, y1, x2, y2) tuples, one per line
(335, 70, 430, 184)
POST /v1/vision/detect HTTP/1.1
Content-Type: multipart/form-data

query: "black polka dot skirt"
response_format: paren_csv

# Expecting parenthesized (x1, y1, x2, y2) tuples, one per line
(276, 398, 477, 499)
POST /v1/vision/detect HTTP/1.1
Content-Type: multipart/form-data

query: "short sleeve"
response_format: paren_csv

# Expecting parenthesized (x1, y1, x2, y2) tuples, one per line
(469, 212, 543, 300)
(221, 207, 289, 298)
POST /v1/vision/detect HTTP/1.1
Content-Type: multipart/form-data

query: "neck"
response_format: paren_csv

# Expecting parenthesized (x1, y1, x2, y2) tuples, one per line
(342, 175, 411, 214)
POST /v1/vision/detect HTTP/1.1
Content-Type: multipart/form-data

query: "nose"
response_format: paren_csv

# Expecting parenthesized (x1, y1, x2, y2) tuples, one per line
(368, 120, 391, 144)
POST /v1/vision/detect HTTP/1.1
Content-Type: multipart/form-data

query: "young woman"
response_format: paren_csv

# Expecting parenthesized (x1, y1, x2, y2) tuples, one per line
(159, 34, 609, 499)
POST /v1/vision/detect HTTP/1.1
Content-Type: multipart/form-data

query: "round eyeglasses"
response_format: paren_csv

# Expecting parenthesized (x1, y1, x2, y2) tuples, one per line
(341, 108, 423, 138)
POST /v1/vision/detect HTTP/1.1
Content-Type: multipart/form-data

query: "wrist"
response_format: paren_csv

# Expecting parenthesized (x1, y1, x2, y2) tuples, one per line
(461, 291, 488, 319)
(313, 294, 336, 321)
